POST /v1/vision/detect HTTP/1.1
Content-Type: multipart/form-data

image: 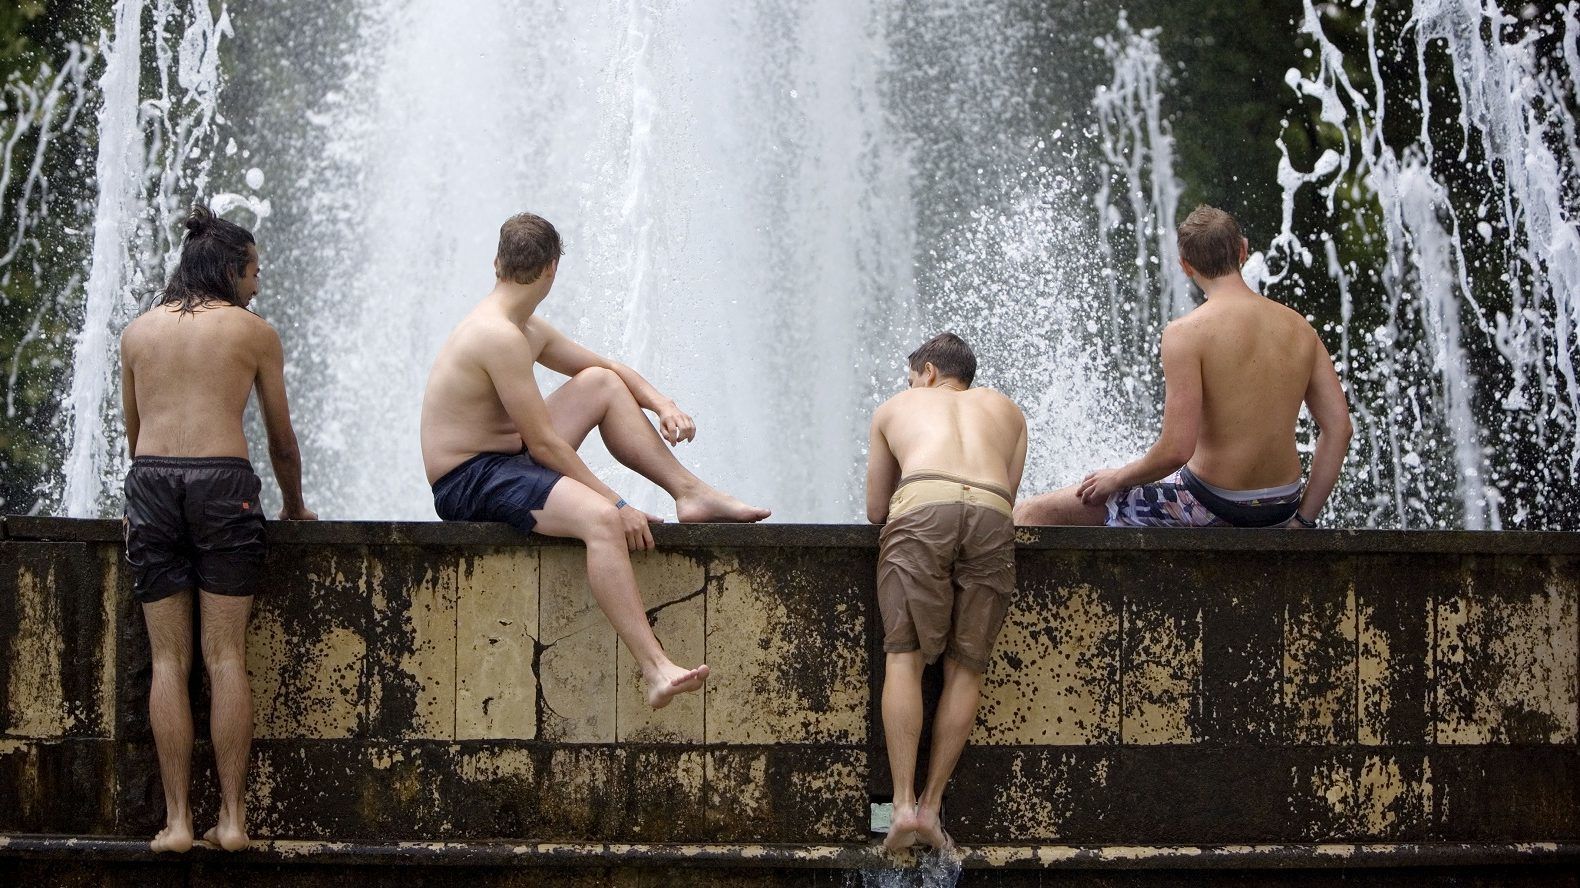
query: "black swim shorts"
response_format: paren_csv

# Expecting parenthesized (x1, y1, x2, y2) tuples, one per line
(123, 456, 267, 604)
(431, 448, 563, 534)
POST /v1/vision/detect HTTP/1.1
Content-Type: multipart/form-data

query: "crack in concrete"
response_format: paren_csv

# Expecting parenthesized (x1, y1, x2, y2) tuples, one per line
(647, 566, 733, 625)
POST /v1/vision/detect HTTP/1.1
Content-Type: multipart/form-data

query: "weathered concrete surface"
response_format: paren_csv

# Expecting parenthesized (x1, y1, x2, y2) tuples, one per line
(0, 517, 1577, 872)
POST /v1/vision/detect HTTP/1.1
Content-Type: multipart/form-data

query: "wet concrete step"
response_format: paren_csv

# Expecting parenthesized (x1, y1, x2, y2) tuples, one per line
(2, 834, 1578, 870)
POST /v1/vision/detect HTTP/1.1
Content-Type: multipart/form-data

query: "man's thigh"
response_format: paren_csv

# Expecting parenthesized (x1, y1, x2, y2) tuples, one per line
(198, 591, 252, 656)
(528, 475, 614, 540)
(543, 371, 612, 450)
(142, 591, 193, 664)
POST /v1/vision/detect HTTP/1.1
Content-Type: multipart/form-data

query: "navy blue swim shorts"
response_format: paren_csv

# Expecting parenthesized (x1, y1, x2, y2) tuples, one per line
(431, 449, 563, 534)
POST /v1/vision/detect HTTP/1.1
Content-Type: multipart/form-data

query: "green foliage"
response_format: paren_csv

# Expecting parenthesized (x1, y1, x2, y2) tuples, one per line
(0, 1, 109, 513)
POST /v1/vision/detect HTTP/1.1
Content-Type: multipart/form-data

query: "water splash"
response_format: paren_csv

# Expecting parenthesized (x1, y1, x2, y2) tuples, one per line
(60, 0, 240, 517)
(263, 0, 917, 521)
(1263, 0, 1580, 528)
(34, 1, 1580, 526)
(852, 847, 964, 888)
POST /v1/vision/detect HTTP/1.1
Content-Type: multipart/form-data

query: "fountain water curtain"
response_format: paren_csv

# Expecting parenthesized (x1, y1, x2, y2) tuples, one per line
(27, 0, 1580, 526)
(1254, 0, 1580, 528)
(59, 0, 243, 517)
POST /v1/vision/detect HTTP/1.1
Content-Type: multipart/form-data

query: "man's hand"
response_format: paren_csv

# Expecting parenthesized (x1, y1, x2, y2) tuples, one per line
(619, 503, 663, 551)
(656, 402, 696, 446)
(279, 505, 318, 521)
(1076, 468, 1126, 506)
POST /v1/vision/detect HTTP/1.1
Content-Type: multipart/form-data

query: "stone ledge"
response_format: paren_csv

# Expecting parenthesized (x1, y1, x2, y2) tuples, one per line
(4, 515, 1578, 554)
(0, 835, 1577, 870)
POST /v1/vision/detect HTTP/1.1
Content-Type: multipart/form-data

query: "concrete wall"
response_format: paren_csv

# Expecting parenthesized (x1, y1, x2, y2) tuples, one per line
(0, 517, 1576, 851)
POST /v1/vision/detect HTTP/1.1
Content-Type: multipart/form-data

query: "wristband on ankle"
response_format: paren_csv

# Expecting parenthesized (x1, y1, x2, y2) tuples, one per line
(615, 498, 629, 510)
(1293, 512, 1317, 528)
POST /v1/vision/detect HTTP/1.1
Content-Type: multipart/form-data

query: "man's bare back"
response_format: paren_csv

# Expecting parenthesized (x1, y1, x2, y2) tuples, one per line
(1172, 293, 1318, 490)
(120, 299, 311, 522)
(122, 305, 272, 459)
(868, 387, 1027, 519)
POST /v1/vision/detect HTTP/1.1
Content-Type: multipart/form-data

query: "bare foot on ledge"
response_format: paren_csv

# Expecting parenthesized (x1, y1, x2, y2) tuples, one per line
(676, 488, 771, 523)
(883, 804, 920, 853)
(203, 821, 250, 852)
(914, 804, 954, 852)
(645, 662, 710, 709)
(150, 820, 193, 853)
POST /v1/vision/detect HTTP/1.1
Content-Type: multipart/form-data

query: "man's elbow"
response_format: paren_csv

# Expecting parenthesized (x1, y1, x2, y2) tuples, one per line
(268, 435, 300, 463)
(1162, 441, 1195, 468)
(866, 506, 887, 525)
(1322, 414, 1355, 446)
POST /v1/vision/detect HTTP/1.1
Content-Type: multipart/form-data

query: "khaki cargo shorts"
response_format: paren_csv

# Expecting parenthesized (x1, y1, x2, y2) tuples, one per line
(876, 473, 1016, 673)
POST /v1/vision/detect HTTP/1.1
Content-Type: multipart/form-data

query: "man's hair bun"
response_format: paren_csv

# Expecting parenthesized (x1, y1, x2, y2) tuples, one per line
(184, 204, 216, 237)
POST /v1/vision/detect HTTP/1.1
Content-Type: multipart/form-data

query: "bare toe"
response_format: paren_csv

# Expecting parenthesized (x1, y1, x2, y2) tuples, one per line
(646, 663, 709, 709)
(150, 825, 193, 854)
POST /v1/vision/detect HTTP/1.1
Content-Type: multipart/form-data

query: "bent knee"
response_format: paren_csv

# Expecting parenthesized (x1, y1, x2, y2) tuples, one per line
(574, 366, 621, 390)
(581, 502, 624, 543)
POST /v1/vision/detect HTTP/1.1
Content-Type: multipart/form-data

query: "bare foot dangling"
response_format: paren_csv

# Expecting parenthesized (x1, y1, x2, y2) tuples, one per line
(675, 489, 771, 523)
(914, 804, 954, 852)
(883, 803, 921, 853)
(645, 662, 709, 709)
(150, 820, 194, 853)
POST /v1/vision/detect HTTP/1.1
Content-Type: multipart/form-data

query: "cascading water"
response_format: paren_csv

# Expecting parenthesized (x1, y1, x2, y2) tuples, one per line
(1260, 0, 1580, 528)
(59, 0, 241, 517)
(22, 0, 1580, 527)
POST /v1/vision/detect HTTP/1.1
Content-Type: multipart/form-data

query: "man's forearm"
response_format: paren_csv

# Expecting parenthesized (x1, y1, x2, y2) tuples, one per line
(610, 362, 671, 412)
(1299, 434, 1348, 522)
(270, 445, 306, 512)
(1115, 443, 1189, 489)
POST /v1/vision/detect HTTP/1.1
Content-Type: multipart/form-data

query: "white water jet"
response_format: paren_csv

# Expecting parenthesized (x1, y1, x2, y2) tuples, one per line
(264, 0, 916, 521)
(60, 0, 147, 518)
(59, 0, 237, 517)
(1260, 0, 1579, 528)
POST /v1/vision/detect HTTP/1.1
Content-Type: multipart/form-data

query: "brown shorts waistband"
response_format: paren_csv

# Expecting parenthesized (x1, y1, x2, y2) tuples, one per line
(890, 472, 1014, 520)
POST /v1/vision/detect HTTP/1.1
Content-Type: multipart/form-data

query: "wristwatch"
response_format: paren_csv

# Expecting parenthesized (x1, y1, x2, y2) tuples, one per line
(1292, 513, 1318, 528)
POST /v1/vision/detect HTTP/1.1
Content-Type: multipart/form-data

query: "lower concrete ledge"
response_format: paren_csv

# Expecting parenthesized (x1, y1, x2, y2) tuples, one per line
(2, 835, 1578, 871)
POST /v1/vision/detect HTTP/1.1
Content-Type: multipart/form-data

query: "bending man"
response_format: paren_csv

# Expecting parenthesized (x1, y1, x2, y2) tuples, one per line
(1015, 205, 1352, 528)
(420, 213, 770, 709)
(867, 333, 1028, 852)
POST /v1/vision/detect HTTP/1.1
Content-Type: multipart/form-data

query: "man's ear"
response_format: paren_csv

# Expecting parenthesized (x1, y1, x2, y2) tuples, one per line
(494, 258, 503, 279)
(1179, 257, 1197, 280)
(1238, 237, 1250, 265)
(921, 362, 939, 385)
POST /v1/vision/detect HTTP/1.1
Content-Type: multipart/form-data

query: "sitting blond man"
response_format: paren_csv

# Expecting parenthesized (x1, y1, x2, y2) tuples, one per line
(1016, 205, 1352, 529)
